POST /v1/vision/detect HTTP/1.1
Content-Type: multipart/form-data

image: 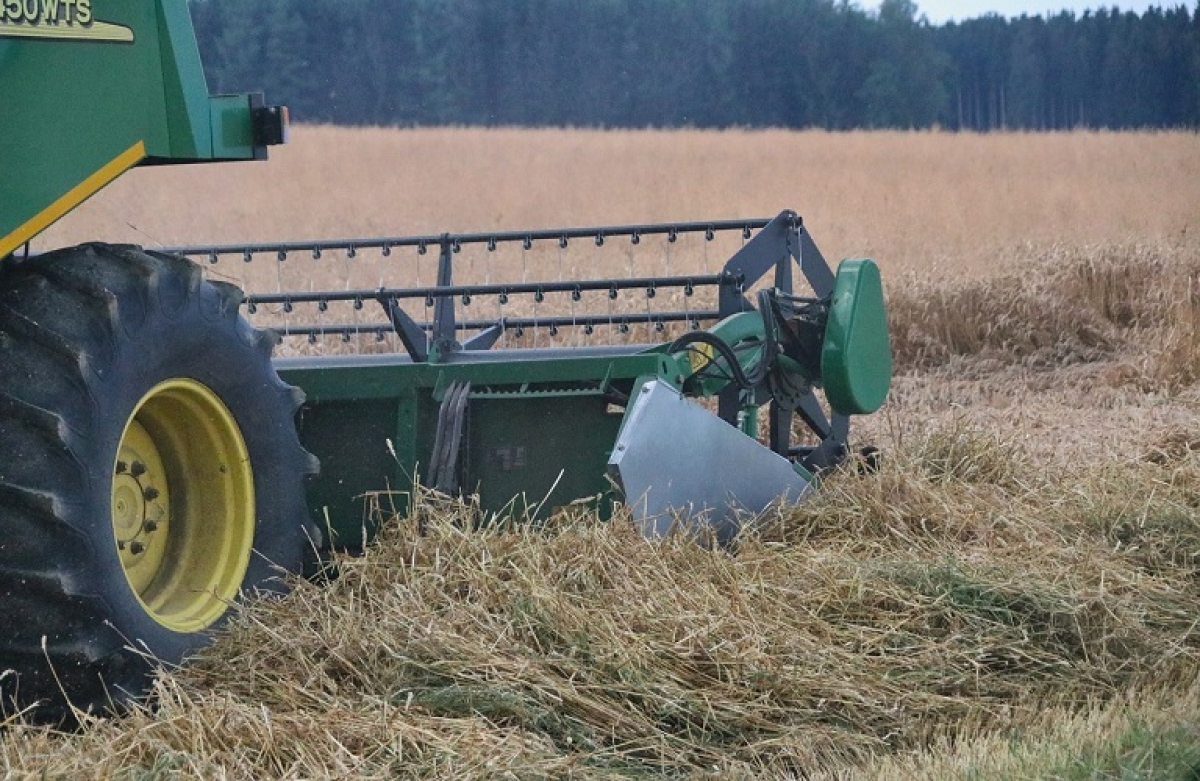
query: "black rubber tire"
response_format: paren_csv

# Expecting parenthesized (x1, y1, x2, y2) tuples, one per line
(0, 243, 317, 722)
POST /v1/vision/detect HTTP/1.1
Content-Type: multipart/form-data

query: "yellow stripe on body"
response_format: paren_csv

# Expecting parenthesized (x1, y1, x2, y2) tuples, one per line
(0, 141, 146, 259)
(0, 21, 135, 43)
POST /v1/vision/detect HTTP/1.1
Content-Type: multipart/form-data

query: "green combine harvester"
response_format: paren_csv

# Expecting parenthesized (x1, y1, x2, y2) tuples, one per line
(0, 0, 891, 721)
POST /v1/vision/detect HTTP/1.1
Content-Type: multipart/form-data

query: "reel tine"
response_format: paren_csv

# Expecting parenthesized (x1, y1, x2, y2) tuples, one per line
(165, 217, 774, 357)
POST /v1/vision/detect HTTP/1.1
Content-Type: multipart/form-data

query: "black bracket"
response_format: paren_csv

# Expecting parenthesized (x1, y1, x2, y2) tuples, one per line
(378, 295, 429, 362)
(427, 380, 471, 494)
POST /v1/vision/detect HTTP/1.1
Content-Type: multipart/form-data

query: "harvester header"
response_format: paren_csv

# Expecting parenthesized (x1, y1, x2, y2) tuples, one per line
(165, 210, 891, 545)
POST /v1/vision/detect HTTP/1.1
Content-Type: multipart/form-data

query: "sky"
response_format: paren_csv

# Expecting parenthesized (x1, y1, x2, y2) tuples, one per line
(861, 0, 1187, 24)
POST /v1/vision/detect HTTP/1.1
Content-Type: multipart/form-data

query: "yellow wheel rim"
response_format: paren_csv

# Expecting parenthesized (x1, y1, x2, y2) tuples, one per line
(112, 379, 255, 633)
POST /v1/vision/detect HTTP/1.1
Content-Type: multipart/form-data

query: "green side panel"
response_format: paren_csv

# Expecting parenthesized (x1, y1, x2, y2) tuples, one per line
(278, 351, 671, 550)
(467, 396, 624, 518)
(0, 0, 261, 255)
(295, 397, 425, 550)
(821, 258, 892, 415)
(296, 390, 623, 550)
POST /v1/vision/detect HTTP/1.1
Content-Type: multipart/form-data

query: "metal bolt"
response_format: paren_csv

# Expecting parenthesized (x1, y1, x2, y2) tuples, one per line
(129, 541, 145, 555)
(144, 520, 159, 533)
(116, 461, 128, 474)
(130, 462, 146, 477)
(143, 487, 159, 501)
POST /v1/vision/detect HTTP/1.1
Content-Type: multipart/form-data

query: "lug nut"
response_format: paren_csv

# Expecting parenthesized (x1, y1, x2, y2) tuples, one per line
(130, 462, 146, 477)
(116, 461, 128, 474)
(143, 487, 159, 500)
(143, 520, 158, 533)
(129, 541, 145, 555)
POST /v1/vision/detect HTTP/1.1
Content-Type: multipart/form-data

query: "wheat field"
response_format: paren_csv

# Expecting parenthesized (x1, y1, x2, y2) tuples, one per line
(5, 128, 1200, 777)
(37, 127, 1200, 276)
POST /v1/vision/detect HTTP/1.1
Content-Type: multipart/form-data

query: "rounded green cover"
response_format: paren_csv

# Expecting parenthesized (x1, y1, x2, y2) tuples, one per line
(821, 258, 892, 415)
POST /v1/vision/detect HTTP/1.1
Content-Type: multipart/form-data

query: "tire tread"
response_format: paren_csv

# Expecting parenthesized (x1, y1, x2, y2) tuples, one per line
(0, 243, 314, 721)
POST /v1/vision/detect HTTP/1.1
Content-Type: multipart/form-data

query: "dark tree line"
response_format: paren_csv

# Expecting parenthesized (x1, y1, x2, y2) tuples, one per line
(189, 0, 1200, 130)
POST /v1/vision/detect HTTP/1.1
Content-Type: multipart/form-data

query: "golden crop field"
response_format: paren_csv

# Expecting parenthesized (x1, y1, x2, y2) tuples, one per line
(38, 126, 1200, 276)
(7, 128, 1200, 777)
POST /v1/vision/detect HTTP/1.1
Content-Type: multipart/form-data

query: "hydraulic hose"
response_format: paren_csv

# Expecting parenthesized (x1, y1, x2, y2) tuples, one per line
(670, 330, 770, 391)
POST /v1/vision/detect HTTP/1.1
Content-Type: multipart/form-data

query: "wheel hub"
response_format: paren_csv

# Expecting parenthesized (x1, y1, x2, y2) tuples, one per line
(112, 379, 255, 633)
(113, 423, 171, 594)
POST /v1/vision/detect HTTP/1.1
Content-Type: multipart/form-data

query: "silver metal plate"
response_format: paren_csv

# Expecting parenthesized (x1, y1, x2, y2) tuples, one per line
(607, 380, 813, 543)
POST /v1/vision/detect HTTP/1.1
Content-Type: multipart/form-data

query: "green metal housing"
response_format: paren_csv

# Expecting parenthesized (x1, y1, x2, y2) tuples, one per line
(0, 0, 285, 258)
(226, 213, 895, 550)
(276, 349, 683, 549)
(821, 258, 891, 415)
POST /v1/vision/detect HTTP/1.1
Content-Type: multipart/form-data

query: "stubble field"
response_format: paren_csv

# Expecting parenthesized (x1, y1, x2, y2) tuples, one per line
(6, 127, 1200, 777)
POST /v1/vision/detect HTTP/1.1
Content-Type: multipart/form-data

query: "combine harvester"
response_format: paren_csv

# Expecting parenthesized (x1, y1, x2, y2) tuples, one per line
(0, 1, 891, 719)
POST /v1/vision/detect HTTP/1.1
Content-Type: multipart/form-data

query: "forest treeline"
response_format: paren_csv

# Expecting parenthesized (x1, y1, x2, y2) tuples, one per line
(189, 0, 1200, 130)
